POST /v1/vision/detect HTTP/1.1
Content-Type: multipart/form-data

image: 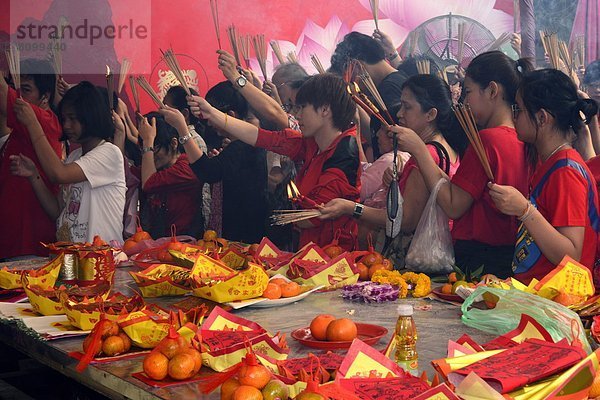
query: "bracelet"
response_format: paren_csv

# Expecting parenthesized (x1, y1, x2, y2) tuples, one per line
(386, 51, 399, 61)
(224, 113, 228, 131)
(141, 146, 154, 154)
(518, 201, 535, 222)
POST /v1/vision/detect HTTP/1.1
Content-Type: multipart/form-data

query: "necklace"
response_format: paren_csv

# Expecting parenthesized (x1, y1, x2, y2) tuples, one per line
(544, 142, 569, 161)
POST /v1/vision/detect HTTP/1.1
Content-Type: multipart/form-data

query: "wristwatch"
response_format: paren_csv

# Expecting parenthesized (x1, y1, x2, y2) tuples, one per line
(352, 202, 364, 219)
(178, 133, 193, 145)
(234, 75, 247, 89)
(141, 146, 154, 154)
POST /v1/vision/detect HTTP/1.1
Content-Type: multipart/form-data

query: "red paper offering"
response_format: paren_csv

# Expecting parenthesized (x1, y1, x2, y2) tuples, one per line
(483, 314, 554, 351)
(132, 370, 211, 388)
(448, 338, 586, 393)
(413, 383, 461, 400)
(338, 376, 431, 399)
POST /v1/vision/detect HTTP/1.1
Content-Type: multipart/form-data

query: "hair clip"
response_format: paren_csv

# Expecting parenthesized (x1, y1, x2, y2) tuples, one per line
(516, 64, 524, 73)
(579, 110, 586, 121)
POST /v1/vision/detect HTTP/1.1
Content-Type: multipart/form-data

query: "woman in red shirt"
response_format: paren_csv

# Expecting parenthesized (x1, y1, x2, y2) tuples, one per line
(488, 69, 599, 284)
(187, 74, 360, 250)
(393, 51, 533, 278)
(136, 113, 203, 238)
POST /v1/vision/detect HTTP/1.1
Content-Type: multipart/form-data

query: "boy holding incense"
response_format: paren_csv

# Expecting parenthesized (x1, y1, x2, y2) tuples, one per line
(187, 73, 361, 250)
(0, 59, 62, 259)
(489, 69, 599, 284)
(391, 52, 532, 278)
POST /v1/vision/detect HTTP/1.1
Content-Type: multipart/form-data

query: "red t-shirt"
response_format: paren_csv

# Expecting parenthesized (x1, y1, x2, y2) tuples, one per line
(515, 149, 599, 284)
(451, 126, 528, 246)
(133, 154, 203, 237)
(0, 88, 62, 258)
(255, 127, 361, 250)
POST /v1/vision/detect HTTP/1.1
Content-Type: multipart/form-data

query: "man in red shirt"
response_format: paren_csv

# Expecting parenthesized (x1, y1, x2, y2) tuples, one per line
(187, 73, 361, 250)
(0, 59, 61, 259)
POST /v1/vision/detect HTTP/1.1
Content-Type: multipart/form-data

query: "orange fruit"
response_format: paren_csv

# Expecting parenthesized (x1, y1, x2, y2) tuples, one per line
(122, 239, 138, 252)
(216, 238, 229, 248)
(143, 351, 169, 380)
(238, 363, 271, 389)
(167, 241, 184, 252)
(270, 278, 288, 286)
(262, 283, 282, 300)
(589, 370, 600, 397)
(203, 230, 218, 241)
(356, 262, 369, 281)
(157, 249, 174, 263)
(452, 280, 469, 294)
(232, 385, 263, 400)
(158, 336, 183, 359)
(261, 379, 289, 400)
(382, 258, 394, 271)
(440, 283, 453, 295)
(368, 263, 387, 279)
(310, 314, 336, 341)
(118, 332, 131, 353)
(361, 252, 383, 267)
(180, 348, 202, 375)
(248, 244, 260, 255)
(82, 335, 102, 356)
(168, 352, 196, 380)
(221, 377, 241, 400)
(324, 245, 343, 259)
(553, 292, 584, 307)
(102, 335, 125, 357)
(132, 230, 152, 242)
(280, 282, 301, 298)
(448, 272, 458, 284)
(296, 391, 326, 400)
(326, 318, 358, 342)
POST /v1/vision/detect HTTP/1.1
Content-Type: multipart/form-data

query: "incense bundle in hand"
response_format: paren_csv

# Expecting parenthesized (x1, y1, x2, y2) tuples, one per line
(574, 35, 585, 69)
(135, 76, 163, 108)
(310, 54, 326, 74)
(486, 32, 512, 52)
(252, 34, 268, 80)
(226, 25, 242, 66)
(540, 31, 560, 70)
(117, 58, 132, 94)
(270, 210, 322, 226)
(454, 104, 494, 180)
(239, 35, 251, 69)
(270, 40, 285, 65)
(209, 0, 221, 49)
(106, 65, 114, 111)
(359, 70, 394, 124)
(513, 0, 520, 33)
(286, 51, 298, 64)
(128, 75, 140, 112)
(5, 44, 21, 91)
(161, 48, 191, 95)
(416, 59, 430, 75)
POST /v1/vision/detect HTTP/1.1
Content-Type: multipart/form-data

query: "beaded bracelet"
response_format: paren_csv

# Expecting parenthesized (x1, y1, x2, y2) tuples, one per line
(518, 201, 535, 222)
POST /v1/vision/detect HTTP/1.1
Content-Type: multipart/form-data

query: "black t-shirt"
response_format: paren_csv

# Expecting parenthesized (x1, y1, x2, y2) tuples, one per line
(190, 141, 269, 243)
(372, 71, 408, 157)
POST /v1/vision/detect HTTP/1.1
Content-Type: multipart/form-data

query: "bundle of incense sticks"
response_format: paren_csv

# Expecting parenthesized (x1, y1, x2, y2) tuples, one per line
(513, 0, 520, 33)
(486, 32, 512, 52)
(574, 35, 585, 68)
(437, 69, 449, 85)
(161, 48, 191, 95)
(5, 43, 21, 91)
(270, 210, 322, 226)
(106, 65, 114, 110)
(252, 34, 268, 80)
(454, 104, 494, 180)
(209, 0, 221, 49)
(239, 35, 251, 68)
(558, 40, 572, 73)
(359, 71, 394, 124)
(343, 61, 389, 128)
(49, 16, 68, 76)
(541, 31, 560, 70)
(135, 76, 163, 108)
(286, 51, 298, 63)
(310, 54, 326, 74)
(270, 40, 285, 64)
(408, 32, 418, 57)
(117, 58, 132, 94)
(370, 0, 379, 30)
(457, 22, 466, 65)
(416, 59, 430, 75)
(226, 25, 242, 66)
(128, 75, 140, 112)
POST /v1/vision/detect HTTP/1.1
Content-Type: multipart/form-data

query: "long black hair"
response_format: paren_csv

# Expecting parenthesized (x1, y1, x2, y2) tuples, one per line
(402, 74, 468, 156)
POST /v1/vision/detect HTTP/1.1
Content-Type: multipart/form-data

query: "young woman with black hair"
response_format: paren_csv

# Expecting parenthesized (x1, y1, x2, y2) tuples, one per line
(9, 81, 126, 243)
(135, 113, 203, 238)
(488, 69, 599, 284)
(319, 75, 464, 242)
(0, 59, 62, 258)
(392, 51, 533, 278)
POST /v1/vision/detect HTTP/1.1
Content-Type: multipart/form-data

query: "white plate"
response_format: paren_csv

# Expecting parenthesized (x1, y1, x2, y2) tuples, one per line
(21, 315, 89, 339)
(0, 302, 40, 319)
(248, 285, 323, 308)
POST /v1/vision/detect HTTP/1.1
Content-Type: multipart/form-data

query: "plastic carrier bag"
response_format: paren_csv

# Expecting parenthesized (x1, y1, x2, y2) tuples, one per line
(461, 286, 591, 354)
(405, 178, 454, 274)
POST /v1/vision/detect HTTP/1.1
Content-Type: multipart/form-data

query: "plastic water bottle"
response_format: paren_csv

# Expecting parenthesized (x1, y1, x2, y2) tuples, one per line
(394, 303, 418, 376)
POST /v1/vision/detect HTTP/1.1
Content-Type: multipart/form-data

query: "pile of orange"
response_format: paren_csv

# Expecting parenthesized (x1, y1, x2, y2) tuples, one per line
(221, 361, 289, 400)
(83, 319, 132, 357)
(262, 278, 301, 300)
(197, 230, 229, 251)
(142, 330, 202, 381)
(309, 314, 358, 342)
(122, 228, 152, 253)
(355, 251, 393, 281)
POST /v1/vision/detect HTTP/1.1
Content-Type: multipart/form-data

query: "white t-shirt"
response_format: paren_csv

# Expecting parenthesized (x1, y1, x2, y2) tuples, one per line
(56, 141, 126, 243)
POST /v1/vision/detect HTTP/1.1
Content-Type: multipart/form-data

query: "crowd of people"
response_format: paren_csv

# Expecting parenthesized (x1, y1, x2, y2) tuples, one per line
(1, 29, 600, 285)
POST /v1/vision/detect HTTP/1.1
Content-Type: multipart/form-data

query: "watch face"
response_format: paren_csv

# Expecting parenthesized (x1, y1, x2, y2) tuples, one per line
(236, 76, 247, 87)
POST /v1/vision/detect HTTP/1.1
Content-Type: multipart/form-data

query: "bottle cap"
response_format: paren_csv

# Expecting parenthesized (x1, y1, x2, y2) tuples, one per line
(397, 303, 413, 316)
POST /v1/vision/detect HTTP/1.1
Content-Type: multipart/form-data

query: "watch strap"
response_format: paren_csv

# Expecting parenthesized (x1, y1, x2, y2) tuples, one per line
(179, 133, 193, 145)
(142, 146, 154, 154)
(352, 202, 364, 219)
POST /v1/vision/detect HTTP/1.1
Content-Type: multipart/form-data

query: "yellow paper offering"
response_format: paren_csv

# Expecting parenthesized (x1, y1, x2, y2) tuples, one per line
(534, 256, 595, 300)
(0, 254, 63, 290)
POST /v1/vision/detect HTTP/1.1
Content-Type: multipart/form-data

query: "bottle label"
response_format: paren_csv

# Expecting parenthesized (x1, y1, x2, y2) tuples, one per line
(397, 359, 419, 376)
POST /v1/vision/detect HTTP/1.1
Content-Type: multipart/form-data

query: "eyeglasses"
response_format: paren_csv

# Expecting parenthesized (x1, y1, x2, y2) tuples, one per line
(511, 104, 524, 120)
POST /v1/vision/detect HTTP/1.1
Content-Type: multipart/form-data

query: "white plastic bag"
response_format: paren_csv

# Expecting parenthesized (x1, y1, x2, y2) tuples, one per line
(405, 178, 454, 274)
